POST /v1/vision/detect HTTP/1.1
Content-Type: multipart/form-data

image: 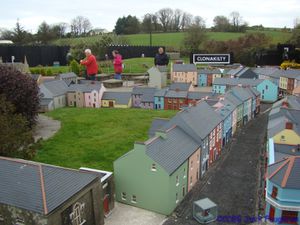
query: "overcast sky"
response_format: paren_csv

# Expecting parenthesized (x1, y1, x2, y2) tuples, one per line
(0, 0, 299, 33)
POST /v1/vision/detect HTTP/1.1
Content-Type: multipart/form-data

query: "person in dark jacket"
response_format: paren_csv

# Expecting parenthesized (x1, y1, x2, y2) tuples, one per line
(154, 47, 169, 66)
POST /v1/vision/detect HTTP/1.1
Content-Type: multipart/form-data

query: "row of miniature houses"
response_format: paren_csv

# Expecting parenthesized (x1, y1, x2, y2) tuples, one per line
(264, 96, 300, 224)
(113, 86, 261, 215)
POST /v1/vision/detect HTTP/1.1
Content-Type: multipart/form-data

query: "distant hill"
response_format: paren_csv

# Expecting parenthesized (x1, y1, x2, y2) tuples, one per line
(53, 29, 292, 50)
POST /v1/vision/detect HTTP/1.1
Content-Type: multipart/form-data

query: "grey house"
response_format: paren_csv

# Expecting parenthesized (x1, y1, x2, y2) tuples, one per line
(0, 157, 104, 225)
(227, 67, 258, 79)
(39, 80, 69, 111)
(56, 72, 78, 86)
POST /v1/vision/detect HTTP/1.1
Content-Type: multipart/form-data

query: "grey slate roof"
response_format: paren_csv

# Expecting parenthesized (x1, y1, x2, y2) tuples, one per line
(187, 92, 212, 100)
(224, 90, 243, 107)
(213, 78, 262, 87)
(145, 126, 199, 175)
(0, 157, 98, 215)
(40, 98, 53, 106)
(132, 87, 156, 95)
(172, 64, 197, 72)
(225, 67, 244, 76)
(268, 108, 300, 138)
(198, 69, 222, 74)
(165, 90, 188, 98)
(267, 156, 300, 189)
(56, 72, 77, 79)
(234, 67, 258, 79)
(274, 144, 300, 157)
(231, 86, 252, 102)
(154, 88, 169, 97)
(272, 69, 300, 79)
(169, 82, 192, 91)
(252, 67, 278, 76)
(161, 101, 223, 143)
(40, 80, 69, 97)
(78, 79, 102, 85)
(68, 84, 101, 93)
(148, 118, 170, 137)
(102, 92, 131, 105)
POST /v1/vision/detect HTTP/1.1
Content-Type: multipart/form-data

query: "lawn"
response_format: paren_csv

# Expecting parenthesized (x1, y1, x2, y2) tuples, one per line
(34, 108, 176, 171)
(53, 30, 292, 49)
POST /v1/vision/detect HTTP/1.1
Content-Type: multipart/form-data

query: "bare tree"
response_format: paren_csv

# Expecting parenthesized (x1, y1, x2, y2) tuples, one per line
(294, 17, 300, 28)
(70, 16, 92, 37)
(213, 15, 230, 32)
(193, 16, 205, 28)
(157, 8, 173, 32)
(230, 11, 242, 30)
(181, 12, 193, 31)
(173, 9, 183, 31)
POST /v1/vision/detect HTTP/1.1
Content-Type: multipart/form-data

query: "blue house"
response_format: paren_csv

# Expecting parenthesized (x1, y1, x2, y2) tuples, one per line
(198, 69, 222, 87)
(154, 88, 168, 110)
(213, 78, 278, 103)
(198, 72, 207, 87)
(265, 156, 300, 225)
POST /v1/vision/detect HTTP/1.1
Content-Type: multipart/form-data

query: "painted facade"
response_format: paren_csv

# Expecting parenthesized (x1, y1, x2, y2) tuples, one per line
(187, 148, 201, 192)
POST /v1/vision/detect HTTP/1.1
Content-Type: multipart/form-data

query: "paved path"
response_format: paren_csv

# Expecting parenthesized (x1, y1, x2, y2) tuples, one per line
(105, 202, 166, 225)
(164, 110, 269, 225)
(33, 114, 61, 142)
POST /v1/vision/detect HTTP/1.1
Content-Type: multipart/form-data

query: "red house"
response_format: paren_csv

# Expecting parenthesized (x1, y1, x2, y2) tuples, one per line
(164, 90, 188, 110)
(208, 122, 223, 165)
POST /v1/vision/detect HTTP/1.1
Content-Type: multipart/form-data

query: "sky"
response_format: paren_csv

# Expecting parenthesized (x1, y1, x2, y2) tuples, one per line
(0, 0, 299, 33)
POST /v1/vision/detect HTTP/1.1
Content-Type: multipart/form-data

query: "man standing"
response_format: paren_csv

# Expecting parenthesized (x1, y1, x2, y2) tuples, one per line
(80, 49, 98, 80)
(154, 47, 169, 66)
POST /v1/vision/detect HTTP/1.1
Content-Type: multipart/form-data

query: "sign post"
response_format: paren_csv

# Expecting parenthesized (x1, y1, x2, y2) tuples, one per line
(193, 54, 230, 65)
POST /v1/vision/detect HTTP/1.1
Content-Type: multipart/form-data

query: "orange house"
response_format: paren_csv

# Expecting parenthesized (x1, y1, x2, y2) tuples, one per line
(171, 64, 198, 86)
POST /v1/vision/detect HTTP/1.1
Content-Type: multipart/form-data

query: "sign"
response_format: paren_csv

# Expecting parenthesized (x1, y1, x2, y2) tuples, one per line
(193, 54, 230, 64)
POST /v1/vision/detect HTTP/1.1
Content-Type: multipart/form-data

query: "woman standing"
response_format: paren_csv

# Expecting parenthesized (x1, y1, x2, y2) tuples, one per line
(112, 50, 123, 80)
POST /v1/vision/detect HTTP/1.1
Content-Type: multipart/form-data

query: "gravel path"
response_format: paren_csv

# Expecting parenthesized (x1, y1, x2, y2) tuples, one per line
(33, 114, 61, 142)
(164, 106, 269, 225)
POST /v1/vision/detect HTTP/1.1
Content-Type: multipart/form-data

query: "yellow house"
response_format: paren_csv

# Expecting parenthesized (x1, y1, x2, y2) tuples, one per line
(102, 92, 132, 108)
(273, 127, 300, 145)
(279, 76, 288, 90)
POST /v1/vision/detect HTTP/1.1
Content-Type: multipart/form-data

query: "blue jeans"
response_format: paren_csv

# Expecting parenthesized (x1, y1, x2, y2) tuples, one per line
(114, 74, 122, 80)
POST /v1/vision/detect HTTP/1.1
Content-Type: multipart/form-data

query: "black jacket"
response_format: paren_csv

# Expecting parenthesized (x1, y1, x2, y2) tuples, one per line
(154, 53, 169, 66)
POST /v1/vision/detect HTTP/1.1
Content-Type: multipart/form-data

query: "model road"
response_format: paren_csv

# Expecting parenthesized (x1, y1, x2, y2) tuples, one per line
(164, 105, 269, 225)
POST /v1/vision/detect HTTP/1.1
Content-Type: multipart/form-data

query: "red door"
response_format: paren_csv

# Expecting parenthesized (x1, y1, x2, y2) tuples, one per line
(103, 194, 110, 215)
(269, 205, 275, 222)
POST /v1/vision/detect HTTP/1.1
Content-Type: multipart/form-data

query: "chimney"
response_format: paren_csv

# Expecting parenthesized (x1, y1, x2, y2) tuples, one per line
(282, 101, 289, 108)
(285, 122, 293, 130)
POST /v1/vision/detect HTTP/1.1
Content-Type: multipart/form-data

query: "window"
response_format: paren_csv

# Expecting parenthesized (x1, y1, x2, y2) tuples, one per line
(266, 85, 268, 90)
(151, 163, 157, 171)
(131, 195, 137, 203)
(89, 96, 91, 99)
(176, 175, 179, 186)
(168, 99, 172, 103)
(94, 93, 96, 96)
(183, 168, 186, 178)
(74, 94, 76, 98)
(121, 192, 126, 200)
(281, 210, 298, 224)
(191, 160, 193, 170)
(176, 193, 179, 203)
(262, 90, 265, 94)
(280, 135, 286, 141)
(182, 187, 185, 196)
(70, 202, 86, 225)
(271, 186, 278, 199)
(190, 176, 193, 186)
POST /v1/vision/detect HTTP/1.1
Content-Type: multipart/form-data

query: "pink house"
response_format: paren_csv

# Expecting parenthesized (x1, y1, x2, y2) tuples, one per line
(67, 83, 106, 108)
(172, 64, 198, 86)
(187, 148, 201, 192)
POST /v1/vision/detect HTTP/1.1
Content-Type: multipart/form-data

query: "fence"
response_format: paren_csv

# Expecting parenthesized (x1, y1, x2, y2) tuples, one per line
(0, 45, 70, 67)
(105, 45, 164, 60)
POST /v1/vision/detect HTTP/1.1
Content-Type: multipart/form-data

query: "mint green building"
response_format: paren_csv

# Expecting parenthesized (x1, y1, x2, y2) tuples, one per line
(114, 127, 200, 215)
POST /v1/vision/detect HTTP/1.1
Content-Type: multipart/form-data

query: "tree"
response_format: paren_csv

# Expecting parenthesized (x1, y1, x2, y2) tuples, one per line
(0, 29, 14, 40)
(192, 16, 205, 27)
(11, 19, 33, 44)
(141, 14, 153, 33)
(172, 9, 183, 31)
(229, 11, 247, 32)
(0, 64, 40, 127)
(182, 24, 207, 53)
(114, 15, 140, 35)
(294, 17, 300, 29)
(37, 21, 53, 44)
(290, 28, 300, 46)
(51, 22, 68, 38)
(157, 8, 173, 32)
(0, 95, 34, 158)
(70, 16, 92, 37)
(180, 12, 193, 31)
(213, 15, 230, 32)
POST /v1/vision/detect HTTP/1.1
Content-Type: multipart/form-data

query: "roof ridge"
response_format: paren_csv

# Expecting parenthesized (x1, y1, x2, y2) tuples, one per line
(281, 157, 296, 188)
(268, 159, 290, 180)
(39, 164, 48, 215)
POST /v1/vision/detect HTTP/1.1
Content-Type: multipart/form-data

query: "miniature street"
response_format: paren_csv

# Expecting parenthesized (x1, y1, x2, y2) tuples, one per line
(164, 104, 271, 225)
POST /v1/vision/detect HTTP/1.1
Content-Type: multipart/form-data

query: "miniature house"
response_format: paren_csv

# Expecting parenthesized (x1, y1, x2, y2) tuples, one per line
(193, 198, 217, 224)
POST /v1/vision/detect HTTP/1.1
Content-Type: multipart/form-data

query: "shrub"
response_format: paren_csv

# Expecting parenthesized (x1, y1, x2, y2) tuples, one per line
(70, 59, 80, 75)
(0, 95, 35, 158)
(46, 68, 53, 76)
(40, 68, 46, 76)
(0, 64, 40, 127)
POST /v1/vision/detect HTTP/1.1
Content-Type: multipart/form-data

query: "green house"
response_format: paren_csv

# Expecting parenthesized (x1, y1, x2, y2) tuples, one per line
(114, 126, 200, 215)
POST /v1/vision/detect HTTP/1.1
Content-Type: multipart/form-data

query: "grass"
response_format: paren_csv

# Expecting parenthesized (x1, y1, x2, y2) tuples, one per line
(53, 30, 292, 49)
(34, 108, 176, 171)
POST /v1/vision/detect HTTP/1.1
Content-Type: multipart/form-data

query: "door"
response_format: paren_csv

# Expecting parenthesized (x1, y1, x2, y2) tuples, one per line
(269, 205, 275, 222)
(182, 186, 185, 197)
(103, 194, 110, 215)
(109, 101, 114, 108)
